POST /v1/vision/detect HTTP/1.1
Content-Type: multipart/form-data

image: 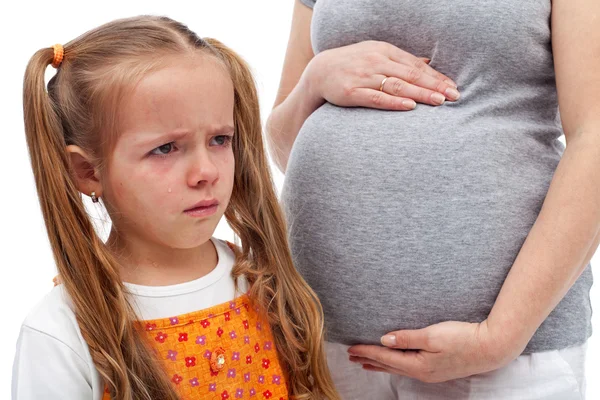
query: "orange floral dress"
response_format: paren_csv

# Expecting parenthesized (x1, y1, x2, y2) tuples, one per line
(101, 293, 289, 400)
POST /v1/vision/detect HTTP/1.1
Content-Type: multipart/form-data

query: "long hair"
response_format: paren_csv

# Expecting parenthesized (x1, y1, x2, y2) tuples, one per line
(23, 15, 338, 400)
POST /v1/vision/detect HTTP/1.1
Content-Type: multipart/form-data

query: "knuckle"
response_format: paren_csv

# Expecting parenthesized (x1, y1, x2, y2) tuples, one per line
(417, 88, 431, 102)
(397, 333, 411, 349)
(356, 67, 370, 79)
(435, 80, 447, 93)
(365, 52, 381, 67)
(371, 92, 385, 106)
(406, 68, 422, 84)
(413, 58, 428, 70)
(372, 40, 388, 51)
(391, 79, 405, 95)
(342, 85, 356, 98)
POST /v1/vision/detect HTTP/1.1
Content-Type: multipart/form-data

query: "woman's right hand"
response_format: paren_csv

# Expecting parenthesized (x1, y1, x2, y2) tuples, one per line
(303, 40, 460, 111)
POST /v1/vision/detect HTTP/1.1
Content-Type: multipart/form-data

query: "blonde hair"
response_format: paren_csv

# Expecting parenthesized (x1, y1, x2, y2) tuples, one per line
(23, 15, 339, 400)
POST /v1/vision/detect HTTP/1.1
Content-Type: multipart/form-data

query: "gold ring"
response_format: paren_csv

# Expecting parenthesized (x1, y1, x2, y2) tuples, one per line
(379, 77, 389, 92)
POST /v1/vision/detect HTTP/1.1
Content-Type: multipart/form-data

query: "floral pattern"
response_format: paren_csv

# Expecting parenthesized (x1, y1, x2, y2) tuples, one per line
(102, 292, 288, 399)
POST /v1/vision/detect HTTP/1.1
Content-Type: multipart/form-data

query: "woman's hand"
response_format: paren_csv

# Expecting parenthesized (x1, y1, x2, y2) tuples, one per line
(303, 40, 461, 111)
(347, 320, 526, 383)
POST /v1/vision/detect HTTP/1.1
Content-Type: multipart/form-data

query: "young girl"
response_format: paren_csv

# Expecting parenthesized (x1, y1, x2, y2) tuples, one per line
(12, 15, 339, 400)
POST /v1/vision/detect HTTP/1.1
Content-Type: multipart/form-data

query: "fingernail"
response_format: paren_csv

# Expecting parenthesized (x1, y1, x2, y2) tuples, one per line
(432, 93, 446, 105)
(444, 87, 460, 101)
(423, 58, 431, 64)
(381, 335, 397, 347)
(402, 99, 417, 109)
(445, 79, 458, 88)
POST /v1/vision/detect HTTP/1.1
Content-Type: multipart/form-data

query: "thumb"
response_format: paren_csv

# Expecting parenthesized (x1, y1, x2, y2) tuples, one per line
(381, 328, 431, 350)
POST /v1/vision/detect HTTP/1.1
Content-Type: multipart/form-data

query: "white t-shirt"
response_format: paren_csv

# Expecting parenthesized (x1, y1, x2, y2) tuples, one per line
(11, 238, 246, 400)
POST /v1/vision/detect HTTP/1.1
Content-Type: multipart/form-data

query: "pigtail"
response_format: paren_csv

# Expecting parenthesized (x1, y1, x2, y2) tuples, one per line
(204, 38, 340, 400)
(23, 47, 179, 400)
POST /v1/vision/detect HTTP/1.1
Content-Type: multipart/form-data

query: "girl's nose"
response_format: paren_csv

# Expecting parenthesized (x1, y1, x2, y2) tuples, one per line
(187, 153, 219, 187)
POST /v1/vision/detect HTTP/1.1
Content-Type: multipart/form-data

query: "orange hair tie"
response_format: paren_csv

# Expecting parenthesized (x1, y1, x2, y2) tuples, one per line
(51, 44, 64, 68)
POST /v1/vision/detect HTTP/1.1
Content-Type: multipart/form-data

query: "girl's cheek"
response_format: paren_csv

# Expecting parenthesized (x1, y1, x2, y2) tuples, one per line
(218, 152, 235, 175)
(107, 181, 136, 213)
(113, 181, 125, 199)
(109, 167, 152, 206)
(140, 170, 182, 208)
(155, 187, 180, 210)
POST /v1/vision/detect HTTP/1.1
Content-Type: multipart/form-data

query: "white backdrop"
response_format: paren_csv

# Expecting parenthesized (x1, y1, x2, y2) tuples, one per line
(1, 0, 597, 398)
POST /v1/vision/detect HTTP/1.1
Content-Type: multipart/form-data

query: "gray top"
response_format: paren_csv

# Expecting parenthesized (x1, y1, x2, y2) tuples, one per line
(283, 0, 593, 353)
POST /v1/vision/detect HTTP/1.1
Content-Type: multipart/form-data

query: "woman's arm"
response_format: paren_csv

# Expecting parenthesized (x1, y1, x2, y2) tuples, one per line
(484, 0, 600, 351)
(347, 0, 600, 382)
(266, 0, 320, 172)
(266, 0, 460, 173)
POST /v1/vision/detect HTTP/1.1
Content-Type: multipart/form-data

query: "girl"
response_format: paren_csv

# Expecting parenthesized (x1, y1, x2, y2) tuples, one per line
(12, 15, 338, 400)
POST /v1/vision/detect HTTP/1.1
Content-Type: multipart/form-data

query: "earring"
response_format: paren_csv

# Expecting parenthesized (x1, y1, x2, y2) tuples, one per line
(91, 191, 99, 203)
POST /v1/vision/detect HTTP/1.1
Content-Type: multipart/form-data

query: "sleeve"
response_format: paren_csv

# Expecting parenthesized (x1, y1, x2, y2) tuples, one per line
(299, 0, 316, 9)
(12, 325, 94, 400)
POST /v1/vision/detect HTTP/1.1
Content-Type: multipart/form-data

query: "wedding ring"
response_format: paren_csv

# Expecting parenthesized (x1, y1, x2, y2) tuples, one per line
(379, 76, 389, 92)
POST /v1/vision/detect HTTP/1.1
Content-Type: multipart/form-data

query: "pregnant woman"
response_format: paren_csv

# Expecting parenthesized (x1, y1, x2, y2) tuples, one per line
(266, 0, 599, 399)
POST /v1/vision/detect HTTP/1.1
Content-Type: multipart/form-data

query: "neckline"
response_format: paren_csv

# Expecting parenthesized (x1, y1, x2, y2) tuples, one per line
(139, 293, 251, 327)
(123, 238, 233, 298)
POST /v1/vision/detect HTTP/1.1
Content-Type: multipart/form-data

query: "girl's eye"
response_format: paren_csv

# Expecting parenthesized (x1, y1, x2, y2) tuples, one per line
(150, 142, 176, 156)
(210, 135, 233, 147)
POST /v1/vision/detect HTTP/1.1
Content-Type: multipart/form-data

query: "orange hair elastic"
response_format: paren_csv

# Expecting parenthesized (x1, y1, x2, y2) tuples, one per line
(51, 44, 64, 68)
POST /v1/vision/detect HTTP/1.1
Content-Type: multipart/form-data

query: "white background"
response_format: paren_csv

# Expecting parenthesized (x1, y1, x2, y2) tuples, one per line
(0, 1, 597, 398)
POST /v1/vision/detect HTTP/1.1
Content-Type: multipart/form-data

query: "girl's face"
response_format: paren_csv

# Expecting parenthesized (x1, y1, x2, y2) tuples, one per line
(103, 55, 235, 250)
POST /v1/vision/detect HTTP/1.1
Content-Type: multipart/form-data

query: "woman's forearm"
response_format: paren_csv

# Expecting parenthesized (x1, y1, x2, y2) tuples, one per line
(266, 73, 324, 173)
(486, 128, 600, 358)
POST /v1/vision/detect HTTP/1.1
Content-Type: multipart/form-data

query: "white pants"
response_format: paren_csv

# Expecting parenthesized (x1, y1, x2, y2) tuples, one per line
(325, 341, 587, 399)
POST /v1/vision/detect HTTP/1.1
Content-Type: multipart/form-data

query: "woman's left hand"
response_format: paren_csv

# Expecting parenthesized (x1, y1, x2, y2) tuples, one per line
(347, 320, 525, 383)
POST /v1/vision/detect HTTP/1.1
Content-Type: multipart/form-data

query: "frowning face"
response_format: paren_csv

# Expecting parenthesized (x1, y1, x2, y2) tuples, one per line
(104, 55, 235, 250)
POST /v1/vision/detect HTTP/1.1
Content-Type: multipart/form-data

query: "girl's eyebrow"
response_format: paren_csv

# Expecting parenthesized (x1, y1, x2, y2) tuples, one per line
(134, 131, 190, 148)
(135, 124, 236, 147)
(206, 124, 235, 135)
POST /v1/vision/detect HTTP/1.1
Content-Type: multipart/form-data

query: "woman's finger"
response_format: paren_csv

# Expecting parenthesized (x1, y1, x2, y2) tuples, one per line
(349, 355, 389, 370)
(376, 75, 448, 106)
(379, 63, 460, 101)
(381, 328, 433, 350)
(382, 43, 457, 87)
(349, 355, 409, 376)
(350, 88, 417, 110)
(348, 344, 426, 378)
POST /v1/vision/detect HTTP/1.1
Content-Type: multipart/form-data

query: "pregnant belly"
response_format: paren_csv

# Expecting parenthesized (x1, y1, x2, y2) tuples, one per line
(281, 103, 562, 345)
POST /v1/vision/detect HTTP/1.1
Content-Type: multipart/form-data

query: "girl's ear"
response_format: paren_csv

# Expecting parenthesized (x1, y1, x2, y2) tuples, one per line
(66, 145, 103, 200)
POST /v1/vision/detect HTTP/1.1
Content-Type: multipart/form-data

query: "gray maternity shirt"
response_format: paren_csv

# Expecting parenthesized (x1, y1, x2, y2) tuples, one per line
(282, 0, 593, 353)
